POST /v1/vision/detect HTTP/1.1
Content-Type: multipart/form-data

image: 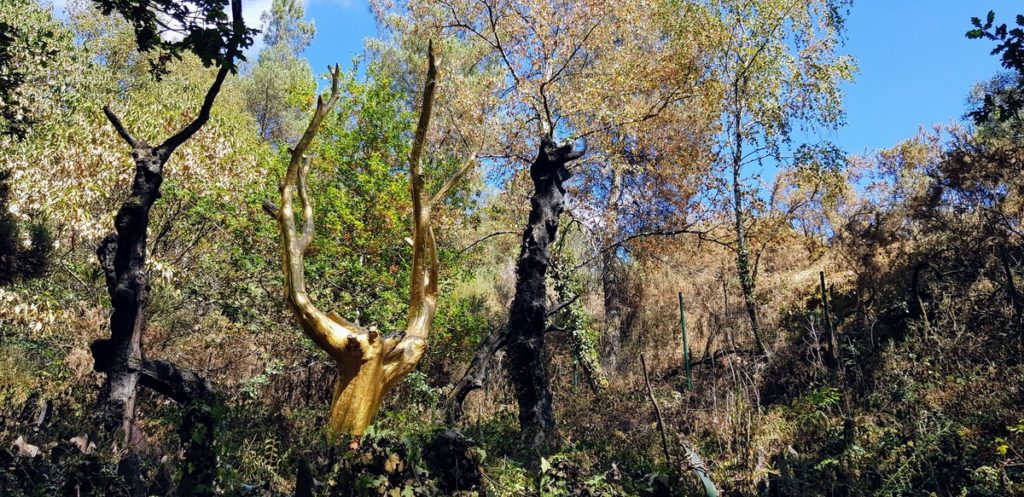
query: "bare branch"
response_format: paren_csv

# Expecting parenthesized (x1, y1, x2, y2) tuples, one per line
(546, 293, 580, 318)
(102, 107, 139, 148)
(384, 41, 442, 384)
(484, 0, 521, 85)
(269, 64, 351, 356)
(571, 84, 689, 141)
(447, 324, 508, 422)
(158, 0, 245, 155)
(571, 226, 729, 273)
(461, 230, 518, 253)
(262, 199, 279, 217)
(640, 353, 674, 472)
(430, 153, 478, 206)
(409, 42, 438, 182)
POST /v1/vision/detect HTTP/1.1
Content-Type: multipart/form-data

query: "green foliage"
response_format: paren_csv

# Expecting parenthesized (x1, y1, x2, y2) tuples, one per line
(0, 0, 71, 138)
(539, 455, 631, 497)
(261, 0, 315, 53)
(92, 0, 257, 74)
(324, 426, 440, 496)
(0, 169, 52, 285)
(296, 67, 416, 331)
(243, 0, 317, 143)
(240, 359, 285, 400)
(551, 246, 608, 389)
(967, 11, 1024, 122)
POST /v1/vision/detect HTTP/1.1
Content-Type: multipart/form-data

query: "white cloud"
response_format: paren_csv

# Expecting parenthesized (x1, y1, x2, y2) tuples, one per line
(242, 0, 276, 56)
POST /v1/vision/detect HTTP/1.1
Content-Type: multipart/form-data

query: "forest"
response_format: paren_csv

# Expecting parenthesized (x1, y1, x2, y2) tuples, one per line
(1, 0, 1023, 495)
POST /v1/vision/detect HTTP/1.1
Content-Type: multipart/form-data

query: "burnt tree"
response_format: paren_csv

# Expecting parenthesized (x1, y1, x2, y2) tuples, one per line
(448, 138, 583, 449)
(506, 138, 584, 448)
(88, 0, 251, 493)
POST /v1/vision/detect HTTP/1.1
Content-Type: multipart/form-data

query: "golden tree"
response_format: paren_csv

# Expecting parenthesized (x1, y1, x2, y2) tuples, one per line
(262, 43, 472, 435)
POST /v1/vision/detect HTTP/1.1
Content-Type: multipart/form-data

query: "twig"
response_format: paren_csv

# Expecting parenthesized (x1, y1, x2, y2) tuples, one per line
(460, 230, 518, 253)
(546, 293, 580, 318)
(640, 353, 673, 471)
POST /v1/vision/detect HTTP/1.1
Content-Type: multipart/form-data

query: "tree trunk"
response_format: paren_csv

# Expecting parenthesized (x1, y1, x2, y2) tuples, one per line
(730, 104, 768, 357)
(91, 147, 166, 448)
(91, 44, 236, 495)
(504, 138, 583, 449)
(263, 48, 453, 438)
(327, 343, 388, 435)
(87, 4, 242, 494)
(91, 143, 223, 497)
(601, 165, 626, 371)
(447, 326, 507, 423)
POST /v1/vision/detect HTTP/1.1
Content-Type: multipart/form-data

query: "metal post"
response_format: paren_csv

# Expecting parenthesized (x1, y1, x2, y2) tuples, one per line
(819, 271, 838, 364)
(680, 292, 693, 391)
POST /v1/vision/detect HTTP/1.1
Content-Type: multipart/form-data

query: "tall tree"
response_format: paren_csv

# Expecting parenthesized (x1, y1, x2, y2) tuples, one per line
(377, 0, 696, 448)
(262, 43, 475, 436)
(967, 11, 1024, 123)
(691, 0, 854, 355)
(86, 0, 254, 494)
(243, 0, 317, 143)
(0, 0, 67, 138)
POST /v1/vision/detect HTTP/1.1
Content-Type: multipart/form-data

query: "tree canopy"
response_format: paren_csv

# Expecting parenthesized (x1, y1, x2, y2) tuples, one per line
(2, 2, 1024, 496)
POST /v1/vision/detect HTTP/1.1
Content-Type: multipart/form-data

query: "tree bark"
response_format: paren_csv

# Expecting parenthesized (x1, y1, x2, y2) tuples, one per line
(88, 3, 244, 489)
(447, 325, 507, 423)
(91, 145, 167, 448)
(91, 142, 222, 496)
(730, 102, 769, 357)
(601, 165, 626, 371)
(504, 138, 583, 449)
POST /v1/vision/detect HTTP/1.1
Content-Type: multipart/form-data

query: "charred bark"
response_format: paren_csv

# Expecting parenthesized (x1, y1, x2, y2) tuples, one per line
(91, 144, 168, 447)
(446, 325, 507, 423)
(91, 141, 221, 495)
(504, 138, 583, 449)
(88, 2, 245, 493)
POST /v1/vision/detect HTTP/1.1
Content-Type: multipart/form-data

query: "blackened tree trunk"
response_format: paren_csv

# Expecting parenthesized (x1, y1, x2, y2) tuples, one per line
(87, 3, 245, 493)
(505, 138, 583, 449)
(91, 106, 224, 495)
(91, 145, 165, 446)
(446, 325, 506, 423)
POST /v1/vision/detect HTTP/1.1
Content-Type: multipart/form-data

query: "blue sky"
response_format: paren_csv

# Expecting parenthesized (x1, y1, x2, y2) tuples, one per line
(299, 0, 376, 73)
(289, 1, 1022, 156)
(835, 1, 1020, 154)
(42, 0, 1022, 154)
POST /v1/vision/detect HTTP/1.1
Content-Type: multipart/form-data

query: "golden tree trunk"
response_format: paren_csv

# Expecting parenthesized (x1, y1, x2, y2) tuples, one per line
(329, 356, 387, 435)
(264, 43, 474, 437)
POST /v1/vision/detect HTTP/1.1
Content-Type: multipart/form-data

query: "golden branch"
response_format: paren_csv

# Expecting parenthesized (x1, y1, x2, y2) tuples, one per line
(271, 64, 363, 359)
(430, 153, 478, 207)
(383, 40, 441, 385)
